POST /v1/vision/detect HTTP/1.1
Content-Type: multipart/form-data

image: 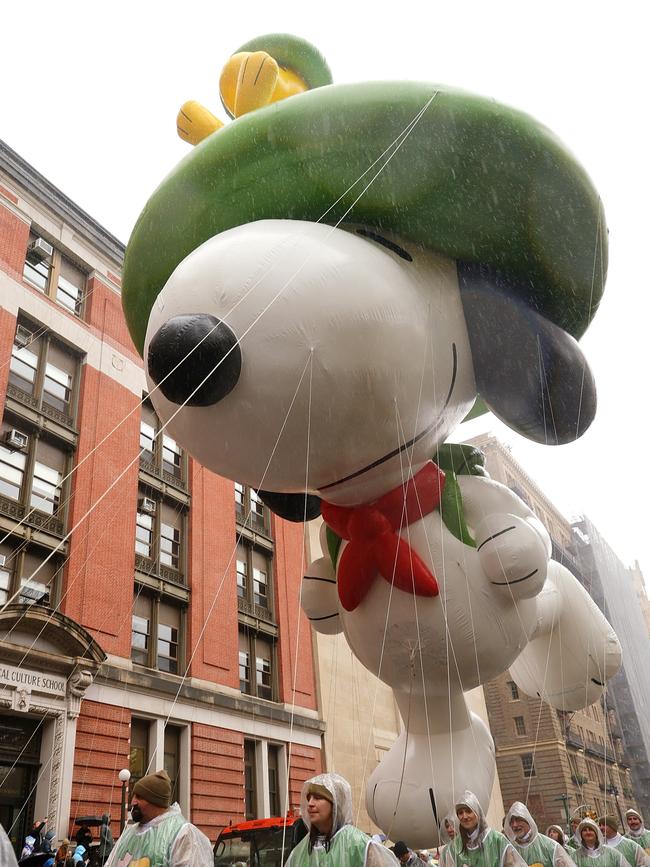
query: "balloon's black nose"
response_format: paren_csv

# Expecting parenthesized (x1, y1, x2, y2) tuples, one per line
(147, 314, 241, 406)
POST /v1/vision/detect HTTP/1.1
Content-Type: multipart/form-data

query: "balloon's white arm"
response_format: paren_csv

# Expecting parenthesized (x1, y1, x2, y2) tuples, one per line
(457, 475, 551, 589)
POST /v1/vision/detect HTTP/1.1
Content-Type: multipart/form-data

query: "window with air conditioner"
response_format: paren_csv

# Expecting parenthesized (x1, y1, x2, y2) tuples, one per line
(23, 232, 87, 318)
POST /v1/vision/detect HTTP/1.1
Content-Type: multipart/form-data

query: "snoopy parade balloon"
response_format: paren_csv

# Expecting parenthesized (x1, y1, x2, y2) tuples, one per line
(122, 35, 621, 847)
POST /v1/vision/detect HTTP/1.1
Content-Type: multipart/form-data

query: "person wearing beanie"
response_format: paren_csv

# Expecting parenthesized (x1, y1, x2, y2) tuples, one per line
(286, 773, 399, 867)
(104, 769, 212, 867)
(599, 816, 650, 867)
(573, 818, 626, 866)
(504, 802, 576, 867)
(626, 812, 650, 853)
(446, 791, 527, 867)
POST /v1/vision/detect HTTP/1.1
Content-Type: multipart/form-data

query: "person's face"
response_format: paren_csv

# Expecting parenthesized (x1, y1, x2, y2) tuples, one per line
(581, 827, 598, 848)
(599, 822, 616, 840)
(571, 819, 579, 833)
(456, 807, 478, 832)
(306, 793, 333, 834)
(509, 817, 530, 841)
(548, 829, 561, 842)
(628, 816, 643, 832)
(398, 852, 410, 864)
(130, 795, 156, 824)
(445, 820, 456, 840)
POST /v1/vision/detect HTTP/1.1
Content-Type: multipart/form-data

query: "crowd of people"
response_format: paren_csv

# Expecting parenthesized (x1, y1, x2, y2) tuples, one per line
(3, 775, 650, 867)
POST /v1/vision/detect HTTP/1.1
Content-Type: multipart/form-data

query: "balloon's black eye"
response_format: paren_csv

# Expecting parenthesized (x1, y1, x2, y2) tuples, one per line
(148, 314, 241, 406)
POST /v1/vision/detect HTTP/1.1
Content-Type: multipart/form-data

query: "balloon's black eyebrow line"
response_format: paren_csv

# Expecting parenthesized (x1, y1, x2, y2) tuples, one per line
(355, 228, 413, 261)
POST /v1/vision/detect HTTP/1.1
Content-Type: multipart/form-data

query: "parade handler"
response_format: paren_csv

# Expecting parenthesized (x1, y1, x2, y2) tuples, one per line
(626, 811, 650, 853)
(104, 769, 212, 867)
(505, 802, 576, 867)
(286, 773, 399, 867)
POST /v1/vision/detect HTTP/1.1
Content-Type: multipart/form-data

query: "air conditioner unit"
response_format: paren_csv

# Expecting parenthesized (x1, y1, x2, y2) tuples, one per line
(15, 325, 33, 348)
(138, 497, 157, 515)
(0, 554, 6, 568)
(26, 238, 53, 264)
(3, 429, 28, 451)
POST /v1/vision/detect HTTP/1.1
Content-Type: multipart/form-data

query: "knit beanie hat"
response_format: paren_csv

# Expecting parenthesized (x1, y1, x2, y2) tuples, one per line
(132, 769, 172, 807)
(305, 782, 334, 804)
(599, 815, 619, 833)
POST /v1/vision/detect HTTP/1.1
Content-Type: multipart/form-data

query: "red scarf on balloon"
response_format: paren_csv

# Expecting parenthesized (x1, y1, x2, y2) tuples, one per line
(321, 461, 445, 611)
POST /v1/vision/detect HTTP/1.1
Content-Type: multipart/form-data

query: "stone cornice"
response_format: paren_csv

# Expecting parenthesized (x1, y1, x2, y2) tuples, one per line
(0, 138, 125, 266)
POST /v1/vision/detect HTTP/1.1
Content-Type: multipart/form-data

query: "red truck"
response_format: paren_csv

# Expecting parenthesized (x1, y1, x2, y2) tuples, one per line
(214, 815, 307, 867)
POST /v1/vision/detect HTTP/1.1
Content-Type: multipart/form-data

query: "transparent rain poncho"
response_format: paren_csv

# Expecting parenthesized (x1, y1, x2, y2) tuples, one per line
(104, 803, 213, 867)
(287, 773, 399, 867)
(573, 819, 626, 867)
(446, 791, 527, 867)
(504, 801, 577, 867)
(547, 827, 569, 848)
(626, 811, 650, 852)
(438, 812, 459, 867)
(1, 825, 18, 867)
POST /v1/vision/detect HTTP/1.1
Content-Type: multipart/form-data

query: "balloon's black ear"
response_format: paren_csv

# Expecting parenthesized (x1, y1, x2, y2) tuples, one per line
(256, 490, 322, 522)
(458, 262, 597, 444)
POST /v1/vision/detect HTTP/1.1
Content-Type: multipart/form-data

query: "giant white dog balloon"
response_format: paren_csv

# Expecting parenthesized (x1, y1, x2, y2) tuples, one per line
(122, 35, 621, 847)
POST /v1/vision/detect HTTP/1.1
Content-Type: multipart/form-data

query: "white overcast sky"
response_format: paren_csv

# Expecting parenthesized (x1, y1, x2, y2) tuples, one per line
(2, 1, 649, 580)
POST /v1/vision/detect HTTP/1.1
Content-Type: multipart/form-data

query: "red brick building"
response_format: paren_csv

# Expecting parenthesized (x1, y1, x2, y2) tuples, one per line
(0, 139, 323, 854)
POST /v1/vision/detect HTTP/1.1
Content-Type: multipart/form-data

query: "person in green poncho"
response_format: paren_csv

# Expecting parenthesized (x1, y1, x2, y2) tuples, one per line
(626, 812, 650, 854)
(572, 819, 626, 867)
(599, 815, 650, 867)
(104, 769, 213, 867)
(504, 802, 576, 867)
(547, 827, 572, 853)
(285, 773, 399, 867)
(445, 791, 526, 867)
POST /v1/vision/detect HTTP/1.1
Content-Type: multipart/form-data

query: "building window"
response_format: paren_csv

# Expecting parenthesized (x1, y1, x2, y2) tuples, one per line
(239, 628, 275, 701)
(0, 423, 67, 523)
(129, 718, 150, 795)
(164, 725, 182, 805)
(8, 321, 79, 424)
(135, 492, 185, 579)
(508, 681, 520, 701)
(139, 400, 184, 484)
(244, 740, 257, 820)
(0, 541, 63, 607)
(268, 745, 281, 816)
(23, 233, 86, 317)
(131, 591, 184, 674)
(236, 541, 272, 613)
(157, 602, 180, 673)
(522, 753, 536, 778)
(514, 716, 526, 736)
(234, 482, 270, 535)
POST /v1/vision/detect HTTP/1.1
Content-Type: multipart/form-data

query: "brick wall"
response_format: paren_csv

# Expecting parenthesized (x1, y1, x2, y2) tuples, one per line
(0, 199, 29, 281)
(62, 365, 140, 656)
(191, 723, 244, 841)
(287, 743, 322, 812)
(187, 464, 239, 686)
(274, 517, 317, 710)
(85, 274, 139, 360)
(70, 700, 130, 839)
(0, 306, 17, 406)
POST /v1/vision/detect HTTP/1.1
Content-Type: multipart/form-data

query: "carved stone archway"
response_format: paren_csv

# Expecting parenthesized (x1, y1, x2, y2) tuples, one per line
(0, 603, 106, 837)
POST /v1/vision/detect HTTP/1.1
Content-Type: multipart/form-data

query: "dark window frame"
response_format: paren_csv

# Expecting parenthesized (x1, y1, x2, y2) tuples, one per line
(23, 231, 87, 318)
(238, 627, 276, 701)
(139, 398, 186, 486)
(135, 489, 186, 580)
(8, 318, 80, 427)
(130, 588, 185, 675)
(234, 482, 271, 536)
